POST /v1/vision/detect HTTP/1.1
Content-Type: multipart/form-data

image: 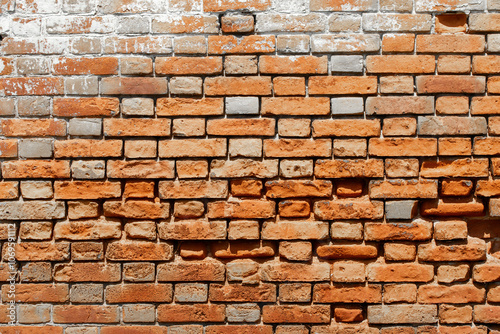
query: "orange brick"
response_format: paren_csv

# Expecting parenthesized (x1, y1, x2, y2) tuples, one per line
(369, 138, 437, 156)
(259, 56, 327, 74)
(0, 77, 64, 95)
(157, 304, 225, 322)
(101, 77, 168, 95)
(204, 0, 270, 11)
(54, 181, 122, 200)
(1, 119, 66, 137)
(208, 36, 275, 55)
(438, 56, 471, 74)
(416, 76, 485, 94)
(416, 35, 485, 53)
(155, 57, 222, 75)
(104, 119, 170, 137)
(366, 55, 435, 73)
(262, 97, 329, 115)
(207, 118, 275, 136)
(205, 76, 272, 96)
(435, 14, 468, 33)
(273, 77, 306, 96)
(157, 98, 223, 116)
(309, 76, 377, 95)
(53, 97, 119, 117)
(382, 34, 415, 52)
(52, 57, 118, 75)
(0, 139, 18, 157)
(53, 305, 119, 323)
(2, 160, 70, 179)
(54, 140, 122, 158)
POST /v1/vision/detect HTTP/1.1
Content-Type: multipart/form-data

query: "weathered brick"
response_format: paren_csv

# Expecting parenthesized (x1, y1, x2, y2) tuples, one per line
(363, 14, 432, 32)
(262, 221, 328, 240)
(54, 218, 121, 240)
(264, 139, 331, 158)
(313, 284, 381, 303)
(314, 199, 384, 220)
(260, 56, 327, 74)
(418, 238, 486, 262)
(54, 140, 122, 158)
(262, 305, 330, 324)
(106, 241, 173, 261)
(1, 119, 66, 137)
(367, 55, 434, 73)
(107, 160, 174, 179)
(207, 118, 275, 136)
(262, 97, 329, 115)
(104, 200, 170, 219)
(365, 220, 432, 241)
(418, 285, 485, 304)
(368, 305, 437, 324)
(366, 96, 434, 115)
(158, 260, 225, 282)
(417, 75, 485, 94)
(210, 159, 278, 178)
(101, 77, 168, 95)
(369, 138, 437, 156)
(159, 139, 226, 158)
(420, 159, 489, 178)
(416, 35, 485, 53)
(208, 36, 275, 55)
(309, 76, 377, 95)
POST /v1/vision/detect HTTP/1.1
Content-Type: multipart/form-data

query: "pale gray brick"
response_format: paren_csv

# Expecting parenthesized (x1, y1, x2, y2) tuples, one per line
(19, 139, 53, 158)
(225, 97, 259, 115)
(331, 97, 364, 115)
(68, 118, 102, 136)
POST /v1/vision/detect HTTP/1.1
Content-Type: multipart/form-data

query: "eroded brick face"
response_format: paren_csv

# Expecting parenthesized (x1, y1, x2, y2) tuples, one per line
(0, 0, 499, 332)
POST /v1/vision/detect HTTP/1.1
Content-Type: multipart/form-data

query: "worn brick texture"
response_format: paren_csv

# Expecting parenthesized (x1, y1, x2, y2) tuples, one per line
(1, 0, 500, 332)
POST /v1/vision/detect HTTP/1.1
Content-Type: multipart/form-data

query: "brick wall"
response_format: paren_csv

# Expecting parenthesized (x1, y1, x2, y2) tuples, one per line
(1, 0, 500, 332)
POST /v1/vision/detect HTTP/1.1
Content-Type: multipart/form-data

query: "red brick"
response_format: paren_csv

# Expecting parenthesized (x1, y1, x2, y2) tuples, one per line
(54, 140, 122, 158)
(156, 57, 222, 75)
(473, 264, 500, 283)
(53, 97, 119, 117)
(441, 180, 473, 196)
(2, 160, 70, 179)
(208, 36, 275, 54)
(1, 119, 66, 137)
(309, 76, 377, 95)
(52, 57, 118, 75)
(0, 77, 64, 95)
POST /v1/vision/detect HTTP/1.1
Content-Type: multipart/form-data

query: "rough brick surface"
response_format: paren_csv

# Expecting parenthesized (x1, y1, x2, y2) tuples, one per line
(1, 2, 499, 332)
